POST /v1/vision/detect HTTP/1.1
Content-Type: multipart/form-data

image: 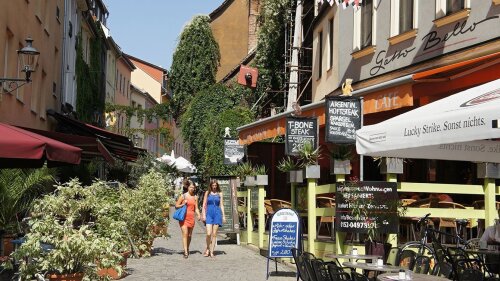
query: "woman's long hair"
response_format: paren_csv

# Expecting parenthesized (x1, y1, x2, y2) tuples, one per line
(208, 179, 221, 193)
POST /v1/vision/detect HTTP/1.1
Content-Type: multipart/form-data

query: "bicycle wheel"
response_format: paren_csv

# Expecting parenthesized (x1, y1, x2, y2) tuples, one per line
(400, 241, 437, 269)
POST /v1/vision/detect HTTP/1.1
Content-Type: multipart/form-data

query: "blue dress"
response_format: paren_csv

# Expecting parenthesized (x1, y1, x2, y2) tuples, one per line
(206, 192, 223, 226)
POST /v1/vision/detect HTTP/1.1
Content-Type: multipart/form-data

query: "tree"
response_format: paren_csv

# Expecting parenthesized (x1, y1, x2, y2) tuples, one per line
(169, 15, 220, 120)
(180, 84, 245, 169)
(200, 107, 255, 177)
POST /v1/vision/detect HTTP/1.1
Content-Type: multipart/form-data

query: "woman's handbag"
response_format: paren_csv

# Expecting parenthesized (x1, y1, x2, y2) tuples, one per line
(173, 194, 187, 221)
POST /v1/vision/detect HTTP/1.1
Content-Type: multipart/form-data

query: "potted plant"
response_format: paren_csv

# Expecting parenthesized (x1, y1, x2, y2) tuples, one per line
(5, 179, 122, 281)
(297, 141, 321, 179)
(277, 156, 303, 183)
(255, 165, 268, 186)
(329, 144, 353, 175)
(233, 162, 257, 186)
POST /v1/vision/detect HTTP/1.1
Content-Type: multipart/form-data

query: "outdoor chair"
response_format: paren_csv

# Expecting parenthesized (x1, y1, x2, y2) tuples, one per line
(310, 258, 334, 281)
(264, 199, 274, 229)
(301, 251, 318, 281)
(328, 272, 350, 281)
(351, 272, 369, 281)
(396, 249, 416, 270)
(270, 199, 292, 212)
(291, 248, 310, 281)
(413, 255, 431, 274)
(316, 196, 335, 237)
(326, 263, 348, 275)
(432, 261, 454, 279)
(435, 201, 466, 244)
(458, 268, 484, 281)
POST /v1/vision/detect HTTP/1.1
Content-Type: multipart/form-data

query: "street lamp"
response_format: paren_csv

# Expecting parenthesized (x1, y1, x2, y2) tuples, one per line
(0, 37, 40, 90)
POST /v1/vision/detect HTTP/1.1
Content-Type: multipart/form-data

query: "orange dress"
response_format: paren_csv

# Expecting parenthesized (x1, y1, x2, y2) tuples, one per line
(179, 193, 196, 228)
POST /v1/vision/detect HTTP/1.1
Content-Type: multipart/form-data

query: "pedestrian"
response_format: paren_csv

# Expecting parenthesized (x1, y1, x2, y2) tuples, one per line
(201, 179, 226, 258)
(175, 180, 200, 259)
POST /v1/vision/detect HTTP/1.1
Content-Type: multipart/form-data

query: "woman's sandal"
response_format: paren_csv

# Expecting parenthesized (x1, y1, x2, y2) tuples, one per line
(183, 252, 189, 259)
(210, 252, 215, 258)
(203, 249, 210, 257)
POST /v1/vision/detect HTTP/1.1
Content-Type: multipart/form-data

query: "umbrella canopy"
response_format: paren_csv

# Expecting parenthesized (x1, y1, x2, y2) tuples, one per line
(356, 79, 500, 163)
(0, 123, 82, 168)
(173, 156, 197, 173)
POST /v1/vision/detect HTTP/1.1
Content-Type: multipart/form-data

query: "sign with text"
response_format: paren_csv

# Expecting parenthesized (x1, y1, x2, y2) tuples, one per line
(210, 176, 240, 233)
(335, 181, 398, 234)
(268, 208, 300, 258)
(325, 96, 361, 144)
(285, 117, 318, 156)
(223, 138, 245, 165)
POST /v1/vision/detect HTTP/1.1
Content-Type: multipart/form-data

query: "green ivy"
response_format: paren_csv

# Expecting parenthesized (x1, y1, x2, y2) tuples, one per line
(253, 0, 290, 115)
(75, 21, 106, 126)
(169, 15, 220, 120)
(200, 106, 255, 177)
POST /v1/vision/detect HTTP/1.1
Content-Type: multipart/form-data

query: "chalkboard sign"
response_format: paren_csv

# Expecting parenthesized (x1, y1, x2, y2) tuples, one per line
(285, 117, 318, 156)
(335, 181, 398, 234)
(210, 176, 240, 233)
(325, 96, 361, 144)
(224, 138, 245, 165)
(268, 208, 300, 258)
(250, 187, 258, 212)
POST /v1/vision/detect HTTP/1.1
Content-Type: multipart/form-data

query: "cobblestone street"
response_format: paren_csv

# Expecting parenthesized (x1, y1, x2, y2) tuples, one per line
(122, 217, 297, 281)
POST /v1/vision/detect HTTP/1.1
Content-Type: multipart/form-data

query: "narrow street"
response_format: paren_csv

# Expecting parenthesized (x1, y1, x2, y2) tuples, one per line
(122, 216, 297, 281)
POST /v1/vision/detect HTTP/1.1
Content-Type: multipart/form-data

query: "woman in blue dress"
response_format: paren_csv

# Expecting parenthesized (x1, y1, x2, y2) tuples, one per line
(201, 179, 226, 258)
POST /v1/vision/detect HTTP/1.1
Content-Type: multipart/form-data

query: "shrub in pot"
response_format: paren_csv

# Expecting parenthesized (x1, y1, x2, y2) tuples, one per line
(277, 156, 303, 183)
(329, 144, 353, 175)
(297, 141, 321, 179)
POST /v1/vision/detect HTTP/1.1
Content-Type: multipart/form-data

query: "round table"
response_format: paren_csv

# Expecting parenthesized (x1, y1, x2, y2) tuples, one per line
(342, 262, 404, 272)
(325, 253, 382, 260)
(377, 272, 449, 280)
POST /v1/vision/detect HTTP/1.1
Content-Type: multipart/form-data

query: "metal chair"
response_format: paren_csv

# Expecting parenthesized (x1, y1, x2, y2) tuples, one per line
(291, 248, 310, 281)
(414, 255, 431, 274)
(351, 272, 369, 281)
(328, 272, 350, 281)
(396, 249, 416, 270)
(310, 258, 334, 281)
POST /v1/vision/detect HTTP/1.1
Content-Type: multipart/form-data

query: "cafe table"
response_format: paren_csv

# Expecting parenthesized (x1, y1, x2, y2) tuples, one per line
(342, 261, 404, 273)
(325, 253, 382, 263)
(377, 272, 449, 281)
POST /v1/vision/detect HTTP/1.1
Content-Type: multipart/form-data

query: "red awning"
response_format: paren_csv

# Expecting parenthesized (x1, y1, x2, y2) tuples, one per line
(0, 123, 82, 168)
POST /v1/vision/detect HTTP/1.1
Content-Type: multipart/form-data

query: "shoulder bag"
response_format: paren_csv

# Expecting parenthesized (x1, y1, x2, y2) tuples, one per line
(173, 194, 187, 221)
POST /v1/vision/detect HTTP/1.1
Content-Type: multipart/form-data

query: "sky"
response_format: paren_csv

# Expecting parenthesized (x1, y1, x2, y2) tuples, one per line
(104, 0, 224, 70)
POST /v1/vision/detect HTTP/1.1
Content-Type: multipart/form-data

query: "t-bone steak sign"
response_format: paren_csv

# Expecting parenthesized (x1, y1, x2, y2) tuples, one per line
(285, 117, 318, 156)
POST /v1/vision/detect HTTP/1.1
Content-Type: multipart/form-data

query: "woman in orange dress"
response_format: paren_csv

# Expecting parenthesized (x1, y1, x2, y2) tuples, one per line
(175, 180, 200, 258)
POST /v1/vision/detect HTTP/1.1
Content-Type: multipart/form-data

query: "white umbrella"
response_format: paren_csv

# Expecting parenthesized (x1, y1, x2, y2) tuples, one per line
(156, 153, 175, 165)
(173, 156, 197, 173)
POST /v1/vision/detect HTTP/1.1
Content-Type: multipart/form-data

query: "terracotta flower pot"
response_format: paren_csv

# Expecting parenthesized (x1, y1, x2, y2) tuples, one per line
(97, 251, 130, 280)
(1, 235, 15, 256)
(47, 272, 84, 281)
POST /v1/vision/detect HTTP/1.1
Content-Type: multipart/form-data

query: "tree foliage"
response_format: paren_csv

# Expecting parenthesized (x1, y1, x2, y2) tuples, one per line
(180, 83, 244, 169)
(253, 0, 290, 115)
(200, 107, 255, 177)
(169, 15, 220, 120)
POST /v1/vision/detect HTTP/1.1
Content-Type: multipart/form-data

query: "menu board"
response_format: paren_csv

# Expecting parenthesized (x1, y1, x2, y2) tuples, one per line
(335, 181, 398, 234)
(223, 138, 245, 165)
(285, 117, 318, 156)
(325, 96, 361, 144)
(268, 208, 300, 258)
(210, 176, 240, 233)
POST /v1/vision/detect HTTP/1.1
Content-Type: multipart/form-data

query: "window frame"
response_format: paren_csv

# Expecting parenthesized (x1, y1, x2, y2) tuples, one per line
(390, 0, 418, 37)
(317, 30, 323, 79)
(353, 0, 376, 52)
(435, 0, 470, 19)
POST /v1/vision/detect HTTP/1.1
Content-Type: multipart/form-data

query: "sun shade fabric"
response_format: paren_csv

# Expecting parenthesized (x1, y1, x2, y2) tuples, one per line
(0, 123, 82, 166)
(356, 79, 500, 163)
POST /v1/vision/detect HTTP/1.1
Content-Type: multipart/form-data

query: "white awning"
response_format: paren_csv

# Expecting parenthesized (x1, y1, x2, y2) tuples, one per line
(356, 79, 500, 163)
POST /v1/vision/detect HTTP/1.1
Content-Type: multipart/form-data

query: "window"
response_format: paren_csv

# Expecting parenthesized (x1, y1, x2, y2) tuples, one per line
(399, 0, 414, 33)
(317, 30, 323, 79)
(353, 0, 374, 51)
(436, 0, 469, 18)
(328, 18, 334, 70)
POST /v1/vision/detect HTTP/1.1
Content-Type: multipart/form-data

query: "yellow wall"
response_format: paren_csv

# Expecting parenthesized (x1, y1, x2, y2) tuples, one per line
(0, 0, 64, 130)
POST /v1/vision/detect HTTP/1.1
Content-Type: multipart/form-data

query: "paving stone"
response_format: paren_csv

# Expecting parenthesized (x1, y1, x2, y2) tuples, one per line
(122, 217, 297, 281)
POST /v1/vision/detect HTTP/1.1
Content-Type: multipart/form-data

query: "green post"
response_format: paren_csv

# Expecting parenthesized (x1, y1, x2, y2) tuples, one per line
(258, 185, 266, 248)
(483, 178, 497, 227)
(386, 174, 398, 247)
(247, 187, 253, 244)
(291, 183, 296, 209)
(307, 178, 317, 255)
(335, 174, 345, 254)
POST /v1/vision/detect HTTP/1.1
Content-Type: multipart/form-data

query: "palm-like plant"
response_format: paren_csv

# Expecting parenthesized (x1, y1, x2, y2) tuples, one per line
(297, 141, 321, 167)
(0, 167, 56, 234)
(277, 156, 299, 172)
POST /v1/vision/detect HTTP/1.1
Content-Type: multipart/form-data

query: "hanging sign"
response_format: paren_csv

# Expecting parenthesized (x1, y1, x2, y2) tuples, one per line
(285, 117, 318, 156)
(335, 181, 399, 234)
(224, 138, 245, 165)
(325, 96, 361, 144)
(268, 208, 301, 258)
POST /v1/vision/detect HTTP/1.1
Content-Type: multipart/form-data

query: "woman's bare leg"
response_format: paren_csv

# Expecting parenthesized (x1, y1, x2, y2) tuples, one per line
(209, 225, 219, 257)
(181, 225, 189, 256)
(187, 227, 194, 254)
(205, 224, 213, 256)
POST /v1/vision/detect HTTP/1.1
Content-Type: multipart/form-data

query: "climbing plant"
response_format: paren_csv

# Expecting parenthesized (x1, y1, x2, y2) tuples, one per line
(254, 0, 290, 116)
(75, 21, 106, 126)
(169, 15, 220, 120)
(105, 102, 171, 127)
(180, 83, 246, 169)
(200, 107, 255, 177)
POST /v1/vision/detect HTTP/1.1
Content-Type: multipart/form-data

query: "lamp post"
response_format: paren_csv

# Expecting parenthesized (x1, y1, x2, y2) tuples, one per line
(0, 37, 40, 91)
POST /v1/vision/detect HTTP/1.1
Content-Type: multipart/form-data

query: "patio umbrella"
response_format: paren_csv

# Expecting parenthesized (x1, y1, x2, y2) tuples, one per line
(0, 123, 82, 168)
(173, 156, 197, 173)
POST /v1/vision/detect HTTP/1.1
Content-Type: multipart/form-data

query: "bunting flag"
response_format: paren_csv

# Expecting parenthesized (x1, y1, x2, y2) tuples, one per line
(317, 0, 362, 9)
(351, 0, 362, 9)
(342, 0, 350, 9)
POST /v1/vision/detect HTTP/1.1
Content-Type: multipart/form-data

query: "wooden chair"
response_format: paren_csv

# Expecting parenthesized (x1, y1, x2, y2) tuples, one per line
(435, 201, 466, 243)
(264, 199, 274, 229)
(316, 196, 335, 237)
(270, 199, 292, 212)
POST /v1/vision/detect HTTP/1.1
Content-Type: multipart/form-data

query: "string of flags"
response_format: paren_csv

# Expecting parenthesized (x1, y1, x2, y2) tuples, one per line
(317, 0, 362, 9)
